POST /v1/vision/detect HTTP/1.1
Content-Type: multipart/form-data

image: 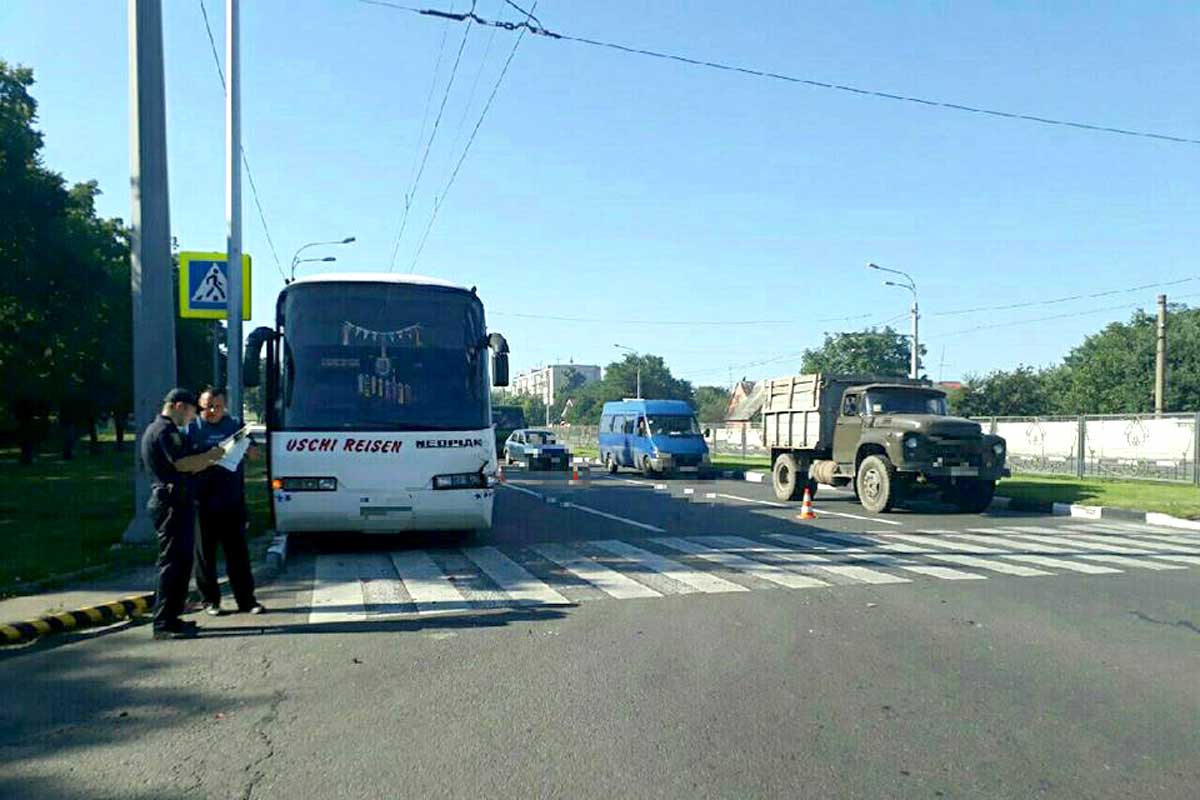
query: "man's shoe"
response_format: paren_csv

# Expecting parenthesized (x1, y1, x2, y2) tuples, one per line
(153, 622, 199, 640)
(204, 604, 225, 617)
(243, 603, 266, 615)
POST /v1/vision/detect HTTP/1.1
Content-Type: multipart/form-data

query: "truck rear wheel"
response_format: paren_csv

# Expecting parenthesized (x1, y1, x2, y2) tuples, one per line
(951, 479, 996, 514)
(773, 454, 807, 501)
(856, 455, 897, 513)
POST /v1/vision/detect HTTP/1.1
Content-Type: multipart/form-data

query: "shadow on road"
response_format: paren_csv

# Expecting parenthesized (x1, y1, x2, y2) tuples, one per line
(196, 605, 572, 638)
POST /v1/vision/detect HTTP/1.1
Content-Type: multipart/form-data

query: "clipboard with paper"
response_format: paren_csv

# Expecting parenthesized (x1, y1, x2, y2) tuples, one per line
(215, 425, 251, 472)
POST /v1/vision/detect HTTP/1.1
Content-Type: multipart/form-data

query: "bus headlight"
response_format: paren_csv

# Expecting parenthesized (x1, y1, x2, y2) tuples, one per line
(433, 472, 488, 490)
(276, 477, 337, 491)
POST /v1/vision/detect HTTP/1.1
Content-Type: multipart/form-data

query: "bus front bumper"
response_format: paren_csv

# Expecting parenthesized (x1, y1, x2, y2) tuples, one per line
(273, 488, 495, 534)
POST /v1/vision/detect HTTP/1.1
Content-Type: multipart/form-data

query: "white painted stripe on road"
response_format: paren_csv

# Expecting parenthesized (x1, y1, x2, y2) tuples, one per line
(905, 533, 1121, 575)
(767, 533, 987, 581)
(815, 531, 1051, 577)
(1084, 531, 1200, 552)
(1062, 524, 1200, 547)
(697, 536, 910, 585)
(389, 550, 472, 614)
(996, 532, 1196, 568)
(716, 493, 787, 508)
(807, 507, 905, 526)
(501, 483, 544, 500)
(986, 531, 1186, 571)
(950, 533, 1125, 574)
(462, 546, 572, 606)
(1051, 534, 1200, 566)
(531, 543, 662, 600)
(560, 501, 666, 533)
(591, 540, 748, 594)
(654, 537, 830, 589)
(879, 534, 1053, 576)
(309, 554, 370, 624)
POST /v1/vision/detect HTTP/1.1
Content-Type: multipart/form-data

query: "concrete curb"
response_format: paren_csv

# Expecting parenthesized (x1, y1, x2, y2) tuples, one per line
(1, 532, 288, 648)
(997, 495, 1200, 529)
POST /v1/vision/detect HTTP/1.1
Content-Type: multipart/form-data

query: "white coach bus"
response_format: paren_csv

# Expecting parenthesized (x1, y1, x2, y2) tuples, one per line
(243, 273, 510, 535)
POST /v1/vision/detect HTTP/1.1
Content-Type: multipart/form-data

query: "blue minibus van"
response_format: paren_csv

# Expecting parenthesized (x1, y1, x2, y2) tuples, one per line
(598, 399, 711, 475)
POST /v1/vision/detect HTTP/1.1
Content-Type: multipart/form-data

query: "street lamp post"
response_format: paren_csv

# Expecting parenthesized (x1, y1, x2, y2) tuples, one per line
(294, 256, 337, 272)
(613, 344, 641, 399)
(868, 262, 920, 380)
(289, 236, 355, 282)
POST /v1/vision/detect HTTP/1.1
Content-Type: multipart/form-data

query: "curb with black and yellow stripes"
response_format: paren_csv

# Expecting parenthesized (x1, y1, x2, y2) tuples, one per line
(1, 594, 153, 646)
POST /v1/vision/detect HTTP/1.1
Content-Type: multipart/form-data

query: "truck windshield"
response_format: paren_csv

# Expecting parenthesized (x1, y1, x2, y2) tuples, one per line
(280, 282, 488, 431)
(866, 391, 948, 416)
(648, 414, 701, 435)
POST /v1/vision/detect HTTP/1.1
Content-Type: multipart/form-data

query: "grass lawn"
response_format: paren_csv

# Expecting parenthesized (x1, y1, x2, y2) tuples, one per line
(0, 440, 272, 593)
(999, 473, 1200, 520)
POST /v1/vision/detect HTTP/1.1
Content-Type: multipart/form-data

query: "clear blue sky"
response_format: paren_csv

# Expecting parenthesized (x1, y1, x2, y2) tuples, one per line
(4, 1, 1198, 386)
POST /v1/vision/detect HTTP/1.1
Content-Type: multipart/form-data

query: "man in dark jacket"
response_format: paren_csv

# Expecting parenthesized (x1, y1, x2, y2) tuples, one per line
(141, 388, 225, 639)
(188, 386, 264, 616)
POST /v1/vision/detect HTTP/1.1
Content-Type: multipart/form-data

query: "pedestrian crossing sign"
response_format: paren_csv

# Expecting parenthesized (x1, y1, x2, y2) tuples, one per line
(178, 251, 252, 319)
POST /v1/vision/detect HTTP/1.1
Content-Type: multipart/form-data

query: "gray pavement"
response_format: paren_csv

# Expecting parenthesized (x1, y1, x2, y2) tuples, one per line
(2, 467, 1198, 798)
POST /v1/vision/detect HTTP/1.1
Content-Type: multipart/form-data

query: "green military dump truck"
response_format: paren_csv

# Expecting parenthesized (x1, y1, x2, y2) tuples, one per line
(762, 374, 1009, 513)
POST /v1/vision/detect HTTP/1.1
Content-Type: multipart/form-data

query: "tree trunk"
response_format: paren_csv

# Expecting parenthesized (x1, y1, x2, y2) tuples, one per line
(114, 414, 127, 450)
(61, 421, 78, 461)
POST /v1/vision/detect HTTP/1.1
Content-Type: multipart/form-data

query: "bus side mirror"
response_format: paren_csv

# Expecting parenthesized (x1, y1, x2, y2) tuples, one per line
(492, 352, 509, 387)
(243, 326, 275, 388)
(704, 428, 712, 438)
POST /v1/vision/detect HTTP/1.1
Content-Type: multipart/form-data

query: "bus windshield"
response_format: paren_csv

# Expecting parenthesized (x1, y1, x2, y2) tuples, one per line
(280, 282, 488, 431)
(648, 414, 701, 436)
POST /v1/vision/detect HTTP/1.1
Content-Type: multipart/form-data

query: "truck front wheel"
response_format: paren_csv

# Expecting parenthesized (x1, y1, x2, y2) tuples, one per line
(857, 455, 898, 513)
(951, 479, 996, 513)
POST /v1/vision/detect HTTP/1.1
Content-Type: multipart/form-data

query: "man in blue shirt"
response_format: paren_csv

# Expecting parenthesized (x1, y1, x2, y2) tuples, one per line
(188, 386, 264, 616)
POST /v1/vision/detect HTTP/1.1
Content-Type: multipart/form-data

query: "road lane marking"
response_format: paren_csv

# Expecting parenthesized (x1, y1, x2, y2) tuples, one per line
(501, 483, 545, 499)
(951, 532, 1127, 574)
(696, 535, 910, 585)
(591, 540, 749, 594)
(716, 493, 787, 508)
(389, 550, 473, 614)
(983, 530, 1186, 571)
(880, 534, 1054, 576)
(462, 546, 573, 606)
(310, 553, 371, 623)
(813, 531, 1052, 577)
(653, 537, 830, 588)
(531, 543, 662, 600)
(992, 531, 1199, 567)
(560, 502, 666, 533)
(767, 533, 987, 580)
(806, 507, 904, 526)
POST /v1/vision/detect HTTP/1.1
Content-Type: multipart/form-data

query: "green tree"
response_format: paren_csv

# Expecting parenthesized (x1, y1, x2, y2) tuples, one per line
(559, 354, 694, 424)
(694, 385, 731, 424)
(800, 327, 924, 378)
(951, 365, 1054, 417)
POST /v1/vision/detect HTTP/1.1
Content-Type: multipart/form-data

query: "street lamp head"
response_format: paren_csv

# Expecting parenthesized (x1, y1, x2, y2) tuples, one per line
(321, 256, 336, 262)
(867, 262, 881, 270)
(341, 236, 356, 244)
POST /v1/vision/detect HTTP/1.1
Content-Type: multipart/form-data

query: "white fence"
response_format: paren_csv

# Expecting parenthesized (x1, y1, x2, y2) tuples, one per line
(982, 413, 1200, 483)
(554, 413, 1200, 483)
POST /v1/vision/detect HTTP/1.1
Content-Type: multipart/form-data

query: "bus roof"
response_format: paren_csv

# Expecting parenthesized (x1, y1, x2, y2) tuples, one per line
(287, 272, 471, 292)
(601, 399, 695, 416)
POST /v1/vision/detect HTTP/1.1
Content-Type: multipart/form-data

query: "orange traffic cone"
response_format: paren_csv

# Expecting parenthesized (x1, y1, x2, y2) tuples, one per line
(497, 464, 507, 484)
(568, 465, 581, 486)
(798, 486, 816, 520)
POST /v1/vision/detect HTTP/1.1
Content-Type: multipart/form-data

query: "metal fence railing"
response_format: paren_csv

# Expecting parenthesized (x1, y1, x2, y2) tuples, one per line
(556, 412, 1200, 484)
(977, 413, 1200, 485)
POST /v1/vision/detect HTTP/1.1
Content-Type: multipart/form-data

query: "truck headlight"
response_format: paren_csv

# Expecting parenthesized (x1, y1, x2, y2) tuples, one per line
(992, 442, 1005, 457)
(903, 435, 920, 451)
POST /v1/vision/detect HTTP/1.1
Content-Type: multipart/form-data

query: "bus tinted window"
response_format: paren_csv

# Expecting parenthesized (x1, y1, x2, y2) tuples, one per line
(280, 283, 488, 431)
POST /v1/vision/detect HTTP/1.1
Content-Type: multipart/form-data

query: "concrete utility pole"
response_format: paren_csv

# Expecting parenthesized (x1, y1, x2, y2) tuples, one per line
(1155, 294, 1167, 415)
(124, 0, 176, 544)
(868, 262, 920, 379)
(614, 344, 641, 398)
(225, 0, 243, 417)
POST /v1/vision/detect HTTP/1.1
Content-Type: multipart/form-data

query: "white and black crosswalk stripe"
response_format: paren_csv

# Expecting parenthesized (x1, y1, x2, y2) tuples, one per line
(304, 522, 1200, 623)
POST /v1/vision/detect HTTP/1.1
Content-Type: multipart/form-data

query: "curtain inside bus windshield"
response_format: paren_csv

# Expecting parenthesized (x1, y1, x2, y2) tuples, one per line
(281, 283, 487, 431)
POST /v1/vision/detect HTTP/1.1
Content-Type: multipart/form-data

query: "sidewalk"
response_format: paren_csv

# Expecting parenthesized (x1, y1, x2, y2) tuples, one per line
(1, 533, 284, 646)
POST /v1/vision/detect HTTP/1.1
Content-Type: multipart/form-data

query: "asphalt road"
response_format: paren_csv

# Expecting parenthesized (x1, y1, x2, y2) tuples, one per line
(2, 467, 1199, 799)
